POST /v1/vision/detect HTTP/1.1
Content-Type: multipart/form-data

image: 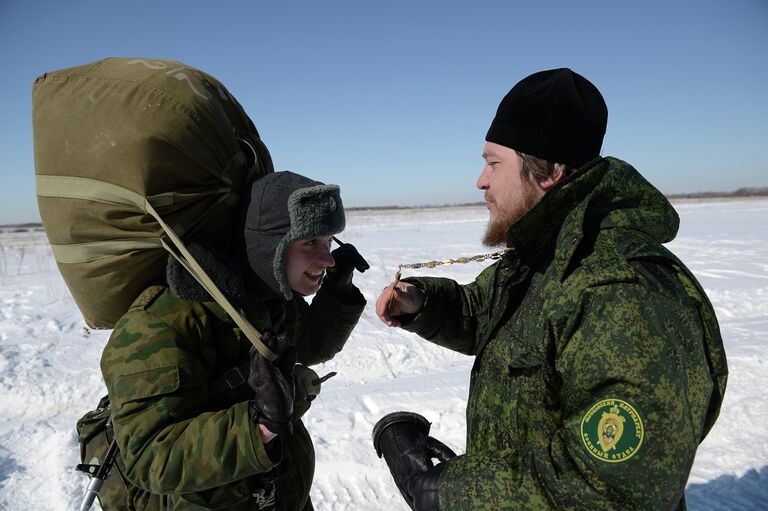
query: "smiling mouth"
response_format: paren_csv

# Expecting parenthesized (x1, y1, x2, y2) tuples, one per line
(305, 270, 325, 280)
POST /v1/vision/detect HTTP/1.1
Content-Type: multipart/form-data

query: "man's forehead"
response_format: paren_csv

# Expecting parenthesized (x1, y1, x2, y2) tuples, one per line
(482, 143, 505, 159)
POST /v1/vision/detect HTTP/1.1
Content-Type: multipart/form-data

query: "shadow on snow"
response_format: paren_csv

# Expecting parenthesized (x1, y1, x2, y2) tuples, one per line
(686, 465, 768, 511)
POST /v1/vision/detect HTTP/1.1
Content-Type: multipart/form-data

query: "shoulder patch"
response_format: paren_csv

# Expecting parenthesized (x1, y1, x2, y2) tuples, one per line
(580, 398, 644, 463)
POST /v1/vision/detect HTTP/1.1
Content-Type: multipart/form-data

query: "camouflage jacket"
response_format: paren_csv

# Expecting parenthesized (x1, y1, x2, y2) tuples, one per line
(401, 157, 728, 510)
(101, 284, 364, 510)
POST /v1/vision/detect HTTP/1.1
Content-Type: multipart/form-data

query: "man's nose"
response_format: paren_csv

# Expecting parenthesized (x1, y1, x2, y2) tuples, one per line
(319, 247, 335, 267)
(476, 165, 490, 190)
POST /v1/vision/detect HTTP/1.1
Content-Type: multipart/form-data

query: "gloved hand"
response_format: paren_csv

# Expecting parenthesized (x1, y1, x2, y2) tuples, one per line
(292, 365, 336, 418)
(373, 412, 456, 511)
(408, 465, 444, 511)
(323, 242, 369, 298)
(247, 330, 296, 436)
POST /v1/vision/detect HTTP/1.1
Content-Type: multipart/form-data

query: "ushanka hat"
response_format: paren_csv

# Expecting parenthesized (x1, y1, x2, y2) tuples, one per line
(486, 68, 608, 169)
(243, 171, 345, 299)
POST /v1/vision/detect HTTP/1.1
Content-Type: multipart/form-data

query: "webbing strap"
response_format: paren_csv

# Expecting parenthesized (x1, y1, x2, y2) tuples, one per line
(50, 238, 164, 264)
(35, 175, 276, 361)
(37, 175, 146, 208)
(156, 218, 275, 361)
(208, 359, 252, 397)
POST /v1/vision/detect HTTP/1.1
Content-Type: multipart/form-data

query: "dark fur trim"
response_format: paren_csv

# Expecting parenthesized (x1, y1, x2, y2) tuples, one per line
(166, 242, 245, 302)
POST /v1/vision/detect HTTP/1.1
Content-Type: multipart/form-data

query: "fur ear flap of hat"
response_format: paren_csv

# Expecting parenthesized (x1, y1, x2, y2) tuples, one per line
(166, 241, 246, 302)
(243, 171, 346, 300)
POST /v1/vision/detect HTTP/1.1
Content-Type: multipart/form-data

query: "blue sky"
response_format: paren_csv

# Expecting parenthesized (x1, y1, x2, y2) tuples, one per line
(1, 0, 766, 224)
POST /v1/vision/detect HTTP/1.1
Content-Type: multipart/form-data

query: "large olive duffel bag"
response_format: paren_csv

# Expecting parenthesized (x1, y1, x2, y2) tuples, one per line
(33, 57, 276, 358)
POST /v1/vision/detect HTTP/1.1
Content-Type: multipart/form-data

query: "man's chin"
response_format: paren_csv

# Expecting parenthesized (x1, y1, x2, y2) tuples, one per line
(483, 209, 528, 247)
(482, 219, 510, 247)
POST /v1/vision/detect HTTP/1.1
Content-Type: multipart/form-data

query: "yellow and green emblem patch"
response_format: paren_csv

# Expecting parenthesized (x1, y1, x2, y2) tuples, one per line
(580, 398, 644, 463)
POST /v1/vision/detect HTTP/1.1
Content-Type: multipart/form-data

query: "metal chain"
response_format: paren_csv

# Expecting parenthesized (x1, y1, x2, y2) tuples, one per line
(393, 248, 512, 282)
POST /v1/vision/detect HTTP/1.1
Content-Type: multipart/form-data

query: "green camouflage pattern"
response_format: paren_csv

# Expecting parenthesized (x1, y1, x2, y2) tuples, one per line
(401, 157, 727, 510)
(100, 285, 363, 510)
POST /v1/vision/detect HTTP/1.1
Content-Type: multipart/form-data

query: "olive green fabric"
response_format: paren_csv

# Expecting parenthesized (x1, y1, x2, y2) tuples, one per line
(33, 57, 273, 329)
(99, 284, 364, 510)
(76, 399, 136, 510)
(400, 157, 727, 510)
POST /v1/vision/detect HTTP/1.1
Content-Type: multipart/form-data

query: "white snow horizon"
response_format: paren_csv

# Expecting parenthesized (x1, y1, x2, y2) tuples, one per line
(1, 199, 766, 510)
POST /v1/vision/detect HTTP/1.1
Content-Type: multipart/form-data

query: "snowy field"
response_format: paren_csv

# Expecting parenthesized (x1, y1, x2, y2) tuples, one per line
(1, 199, 767, 510)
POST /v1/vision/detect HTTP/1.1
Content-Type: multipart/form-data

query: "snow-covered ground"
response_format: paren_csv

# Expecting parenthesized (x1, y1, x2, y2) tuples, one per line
(1, 199, 766, 510)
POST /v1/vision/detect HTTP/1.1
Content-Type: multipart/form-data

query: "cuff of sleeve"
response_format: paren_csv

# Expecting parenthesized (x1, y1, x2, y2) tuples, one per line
(437, 450, 546, 511)
(435, 455, 458, 510)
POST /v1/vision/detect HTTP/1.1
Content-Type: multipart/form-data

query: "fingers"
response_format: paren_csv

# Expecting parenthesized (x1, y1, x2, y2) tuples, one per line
(350, 246, 371, 272)
(260, 330, 293, 357)
(276, 345, 297, 374)
(376, 281, 426, 326)
(354, 256, 370, 272)
(425, 436, 457, 463)
(331, 243, 370, 273)
(247, 348, 272, 391)
(375, 283, 402, 327)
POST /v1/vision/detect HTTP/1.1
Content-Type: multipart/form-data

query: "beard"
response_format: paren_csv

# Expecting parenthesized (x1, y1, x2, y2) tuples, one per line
(482, 187, 538, 247)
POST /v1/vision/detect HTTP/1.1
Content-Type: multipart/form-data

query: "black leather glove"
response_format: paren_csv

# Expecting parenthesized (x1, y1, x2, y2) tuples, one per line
(409, 464, 444, 511)
(373, 412, 456, 511)
(323, 242, 369, 298)
(247, 331, 296, 436)
(292, 365, 336, 419)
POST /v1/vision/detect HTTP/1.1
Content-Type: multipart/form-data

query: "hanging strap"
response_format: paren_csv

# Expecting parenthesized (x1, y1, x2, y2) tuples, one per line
(36, 175, 277, 361)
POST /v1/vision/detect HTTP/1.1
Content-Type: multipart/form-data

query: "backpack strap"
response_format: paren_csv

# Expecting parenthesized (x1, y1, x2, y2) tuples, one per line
(209, 359, 252, 398)
(36, 174, 277, 362)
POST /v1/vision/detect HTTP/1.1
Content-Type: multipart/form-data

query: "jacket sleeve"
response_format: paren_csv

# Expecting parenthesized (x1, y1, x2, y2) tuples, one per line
(399, 266, 496, 356)
(294, 285, 365, 365)
(101, 309, 279, 494)
(436, 281, 711, 510)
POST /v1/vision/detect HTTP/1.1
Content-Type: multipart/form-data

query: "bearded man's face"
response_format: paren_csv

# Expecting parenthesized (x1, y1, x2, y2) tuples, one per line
(478, 142, 544, 247)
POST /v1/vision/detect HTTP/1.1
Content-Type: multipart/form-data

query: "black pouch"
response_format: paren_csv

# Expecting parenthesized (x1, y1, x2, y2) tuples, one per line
(76, 395, 137, 510)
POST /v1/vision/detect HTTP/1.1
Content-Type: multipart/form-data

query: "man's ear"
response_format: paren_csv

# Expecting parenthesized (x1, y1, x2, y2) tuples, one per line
(538, 163, 567, 191)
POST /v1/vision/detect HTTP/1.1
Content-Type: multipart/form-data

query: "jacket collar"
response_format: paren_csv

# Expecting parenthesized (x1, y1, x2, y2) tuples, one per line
(503, 156, 679, 280)
(504, 157, 607, 271)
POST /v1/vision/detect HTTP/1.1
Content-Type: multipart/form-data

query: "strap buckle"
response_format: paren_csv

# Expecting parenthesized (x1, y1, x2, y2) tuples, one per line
(221, 367, 246, 390)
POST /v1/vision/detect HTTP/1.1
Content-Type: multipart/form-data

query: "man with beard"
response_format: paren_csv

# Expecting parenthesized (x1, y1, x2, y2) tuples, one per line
(373, 68, 727, 510)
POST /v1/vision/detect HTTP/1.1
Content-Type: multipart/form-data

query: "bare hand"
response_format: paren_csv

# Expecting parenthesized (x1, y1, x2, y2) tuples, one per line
(375, 281, 425, 327)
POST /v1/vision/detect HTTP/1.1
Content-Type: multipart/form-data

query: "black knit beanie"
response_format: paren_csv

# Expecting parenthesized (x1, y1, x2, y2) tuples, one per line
(485, 68, 607, 168)
(242, 171, 345, 299)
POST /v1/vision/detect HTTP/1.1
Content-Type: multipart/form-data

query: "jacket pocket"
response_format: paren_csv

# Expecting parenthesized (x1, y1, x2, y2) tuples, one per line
(503, 338, 545, 443)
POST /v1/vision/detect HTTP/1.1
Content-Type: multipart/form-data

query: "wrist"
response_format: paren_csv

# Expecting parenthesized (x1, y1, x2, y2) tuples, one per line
(410, 464, 444, 511)
(323, 272, 351, 292)
(321, 277, 365, 305)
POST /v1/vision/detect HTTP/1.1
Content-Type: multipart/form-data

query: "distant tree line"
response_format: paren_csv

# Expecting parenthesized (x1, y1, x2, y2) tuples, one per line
(666, 187, 768, 199)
